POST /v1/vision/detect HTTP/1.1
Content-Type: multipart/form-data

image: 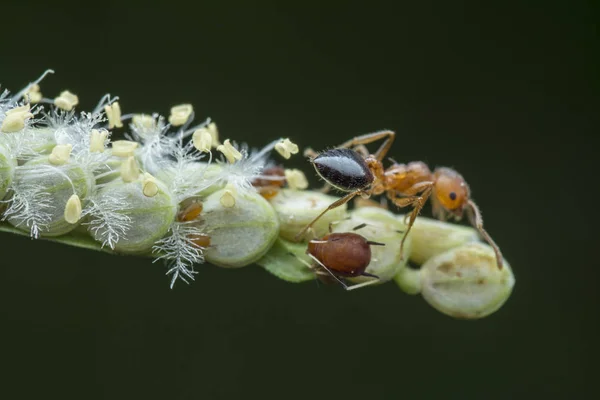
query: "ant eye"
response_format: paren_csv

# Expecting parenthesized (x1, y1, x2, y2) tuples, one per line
(449, 192, 457, 201)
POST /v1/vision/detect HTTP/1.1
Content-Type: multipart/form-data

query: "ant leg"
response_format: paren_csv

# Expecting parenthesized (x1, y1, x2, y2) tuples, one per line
(307, 253, 349, 289)
(466, 200, 504, 270)
(345, 277, 381, 291)
(294, 191, 361, 241)
(353, 144, 370, 158)
(388, 182, 434, 261)
(337, 130, 396, 162)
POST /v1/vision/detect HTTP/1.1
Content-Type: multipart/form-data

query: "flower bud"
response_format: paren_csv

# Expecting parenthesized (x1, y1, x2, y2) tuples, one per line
(202, 188, 280, 268)
(7, 155, 95, 237)
(142, 173, 159, 197)
(53, 90, 79, 111)
(331, 207, 411, 284)
(111, 140, 138, 157)
(419, 242, 515, 319)
(88, 177, 177, 254)
(1, 105, 34, 133)
(405, 216, 480, 265)
(120, 156, 140, 182)
(48, 144, 72, 165)
(284, 169, 308, 190)
(270, 189, 348, 242)
(0, 142, 17, 199)
(89, 129, 109, 153)
(104, 102, 123, 129)
(64, 194, 82, 224)
(216, 139, 242, 164)
(274, 138, 299, 159)
(168, 104, 193, 126)
(192, 128, 212, 153)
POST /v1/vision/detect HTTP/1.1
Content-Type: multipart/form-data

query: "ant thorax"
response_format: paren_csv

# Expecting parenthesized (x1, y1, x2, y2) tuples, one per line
(383, 161, 432, 193)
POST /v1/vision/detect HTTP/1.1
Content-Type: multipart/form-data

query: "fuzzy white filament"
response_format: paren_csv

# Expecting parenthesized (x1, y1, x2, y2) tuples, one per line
(153, 222, 208, 289)
(83, 194, 132, 249)
(1, 182, 53, 238)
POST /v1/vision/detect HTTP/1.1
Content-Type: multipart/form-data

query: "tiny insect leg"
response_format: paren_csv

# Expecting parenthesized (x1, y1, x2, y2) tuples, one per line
(387, 181, 434, 261)
(294, 191, 361, 241)
(307, 253, 349, 289)
(337, 130, 396, 162)
(466, 199, 504, 270)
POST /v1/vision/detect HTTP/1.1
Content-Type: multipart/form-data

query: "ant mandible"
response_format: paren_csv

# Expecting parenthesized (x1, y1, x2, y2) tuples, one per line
(299, 222, 385, 290)
(294, 130, 504, 270)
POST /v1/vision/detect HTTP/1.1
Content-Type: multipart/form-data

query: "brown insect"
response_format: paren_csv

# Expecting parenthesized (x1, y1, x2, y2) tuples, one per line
(252, 165, 287, 200)
(295, 130, 504, 270)
(177, 200, 212, 248)
(301, 223, 384, 290)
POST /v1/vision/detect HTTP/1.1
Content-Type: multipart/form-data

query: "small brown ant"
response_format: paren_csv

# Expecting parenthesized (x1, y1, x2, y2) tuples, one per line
(252, 165, 287, 200)
(295, 130, 504, 270)
(296, 222, 385, 291)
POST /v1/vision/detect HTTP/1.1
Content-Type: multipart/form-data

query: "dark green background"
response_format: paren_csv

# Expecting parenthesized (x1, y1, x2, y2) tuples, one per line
(1, 1, 596, 399)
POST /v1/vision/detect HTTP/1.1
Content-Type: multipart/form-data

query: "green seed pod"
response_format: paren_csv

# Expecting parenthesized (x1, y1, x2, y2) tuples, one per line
(419, 242, 515, 319)
(27, 127, 57, 157)
(331, 207, 410, 285)
(88, 177, 177, 254)
(405, 215, 480, 265)
(257, 238, 315, 283)
(92, 150, 128, 184)
(0, 142, 16, 199)
(202, 187, 280, 268)
(154, 162, 224, 198)
(7, 155, 95, 237)
(270, 189, 348, 242)
(394, 267, 422, 295)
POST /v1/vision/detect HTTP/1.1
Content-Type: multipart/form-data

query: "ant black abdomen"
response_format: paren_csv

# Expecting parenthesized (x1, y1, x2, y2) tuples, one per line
(312, 149, 374, 192)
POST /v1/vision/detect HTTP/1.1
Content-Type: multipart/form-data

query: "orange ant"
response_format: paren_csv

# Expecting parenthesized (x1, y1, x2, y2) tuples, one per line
(251, 165, 286, 200)
(296, 222, 384, 290)
(295, 130, 504, 270)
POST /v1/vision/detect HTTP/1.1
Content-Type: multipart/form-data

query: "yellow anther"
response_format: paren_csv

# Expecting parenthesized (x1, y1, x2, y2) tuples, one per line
(142, 173, 159, 197)
(111, 140, 138, 157)
(275, 138, 299, 159)
(168, 104, 193, 126)
(220, 185, 237, 208)
(24, 84, 42, 104)
(284, 169, 308, 190)
(132, 114, 156, 130)
(216, 139, 242, 164)
(90, 129, 109, 153)
(1, 105, 34, 133)
(54, 90, 79, 111)
(104, 102, 123, 129)
(64, 194, 82, 224)
(207, 122, 220, 147)
(192, 128, 213, 153)
(121, 156, 140, 182)
(49, 144, 73, 165)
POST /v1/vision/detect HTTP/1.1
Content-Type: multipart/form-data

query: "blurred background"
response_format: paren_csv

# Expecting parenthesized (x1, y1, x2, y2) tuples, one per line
(1, 1, 596, 399)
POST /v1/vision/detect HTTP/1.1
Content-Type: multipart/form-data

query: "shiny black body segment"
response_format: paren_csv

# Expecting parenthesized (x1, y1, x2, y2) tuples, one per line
(312, 148, 374, 191)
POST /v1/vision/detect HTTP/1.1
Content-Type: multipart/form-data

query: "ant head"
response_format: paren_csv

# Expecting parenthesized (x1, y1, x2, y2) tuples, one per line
(312, 148, 374, 192)
(433, 167, 470, 212)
